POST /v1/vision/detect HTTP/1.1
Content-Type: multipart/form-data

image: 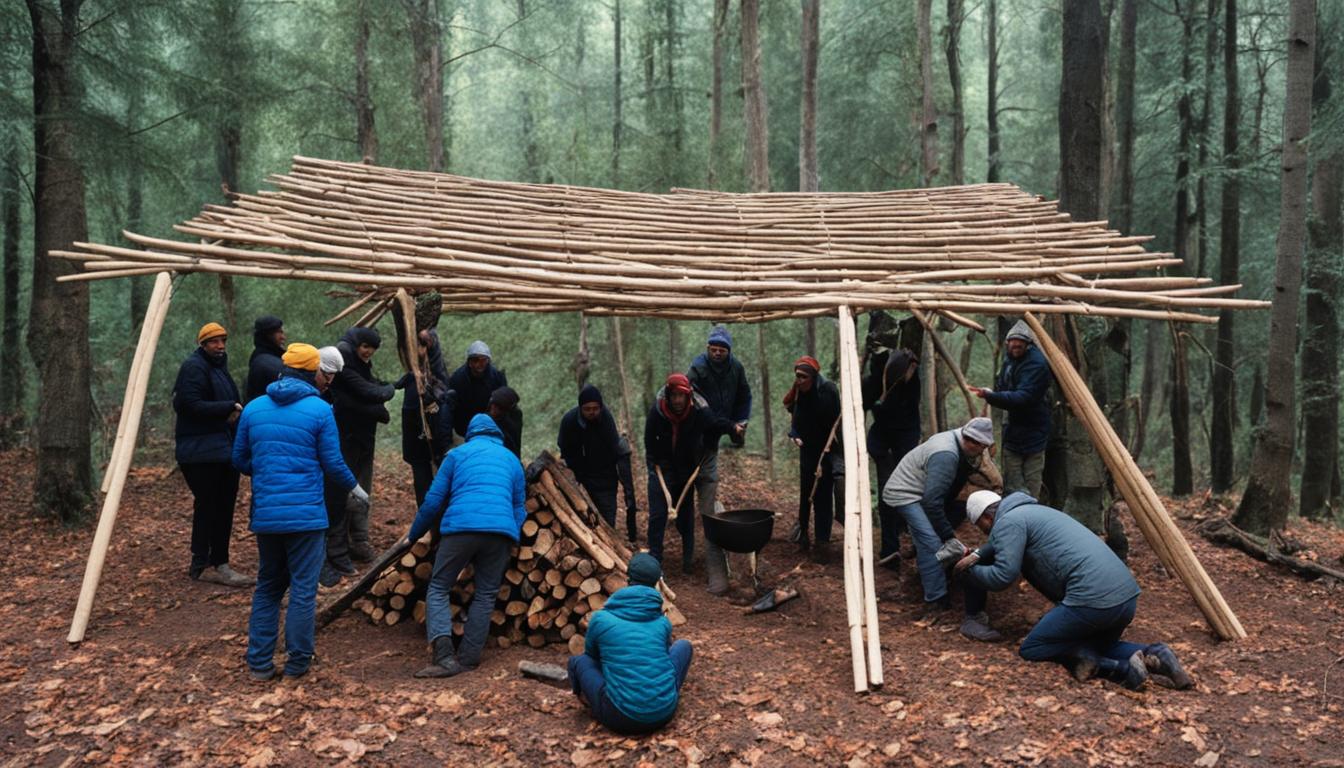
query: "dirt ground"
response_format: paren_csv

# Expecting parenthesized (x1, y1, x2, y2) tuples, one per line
(1, 447, 1341, 767)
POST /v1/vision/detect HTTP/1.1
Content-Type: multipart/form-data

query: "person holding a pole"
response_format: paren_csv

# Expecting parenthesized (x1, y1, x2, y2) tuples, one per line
(783, 355, 844, 564)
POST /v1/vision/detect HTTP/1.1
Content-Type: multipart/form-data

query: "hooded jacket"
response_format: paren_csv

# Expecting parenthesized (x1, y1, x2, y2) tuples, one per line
(233, 375, 358, 533)
(330, 327, 395, 436)
(173, 347, 241, 464)
(448, 358, 508, 439)
(558, 396, 623, 490)
(966, 492, 1140, 609)
(983, 324, 1052, 455)
(245, 328, 285, 403)
(643, 388, 731, 491)
(584, 585, 680, 724)
(407, 414, 527, 543)
(863, 350, 921, 456)
(397, 329, 455, 462)
(687, 352, 752, 425)
(880, 428, 979, 541)
(788, 371, 843, 459)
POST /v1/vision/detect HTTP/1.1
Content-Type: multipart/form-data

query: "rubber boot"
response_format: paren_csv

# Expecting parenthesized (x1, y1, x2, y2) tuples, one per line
(1143, 643, 1193, 689)
(1096, 651, 1149, 691)
(704, 540, 730, 596)
(414, 636, 463, 679)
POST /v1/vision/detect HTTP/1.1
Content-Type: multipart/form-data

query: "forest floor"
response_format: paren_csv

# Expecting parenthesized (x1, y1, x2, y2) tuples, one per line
(1, 447, 1341, 767)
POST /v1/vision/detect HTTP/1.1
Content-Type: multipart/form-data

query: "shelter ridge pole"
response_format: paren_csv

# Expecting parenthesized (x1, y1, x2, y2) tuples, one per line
(69, 272, 175, 644)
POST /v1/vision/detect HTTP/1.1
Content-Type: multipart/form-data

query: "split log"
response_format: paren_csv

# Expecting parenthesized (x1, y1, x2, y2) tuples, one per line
(1199, 517, 1344, 583)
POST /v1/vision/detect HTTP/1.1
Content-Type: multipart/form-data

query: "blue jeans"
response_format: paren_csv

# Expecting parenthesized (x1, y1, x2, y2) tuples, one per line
(425, 532, 512, 668)
(246, 530, 325, 676)
(1019, 595, 1145, 668)
(893, 501, 986, 613)
(567, 640, 693, 734)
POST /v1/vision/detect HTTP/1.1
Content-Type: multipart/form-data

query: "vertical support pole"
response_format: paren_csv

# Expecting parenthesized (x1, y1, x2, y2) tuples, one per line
(69, 272, 174, 643)
(99, 286, 158, 495)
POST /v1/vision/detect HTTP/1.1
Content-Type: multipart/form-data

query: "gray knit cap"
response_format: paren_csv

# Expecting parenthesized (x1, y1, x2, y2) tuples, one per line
(961, 416, 995, 446)
(466, 340, 492, 360)
(1005, 319, 1037, 345)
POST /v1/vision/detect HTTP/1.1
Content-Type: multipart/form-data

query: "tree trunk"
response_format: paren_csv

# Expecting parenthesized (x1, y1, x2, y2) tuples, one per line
(800, 0, 819, 354)
(944, 0, 965, 185)
(406, 0, 447, 172)
(355, 0, 379, 164)
(986, 0, 1000, 183)
(610, 317, 634, 437)
(211, 0, 243, 334)
(1299, 39, 1341, 520)
(1168, 3, 1195, 496)
(707, 0, 727, 189)
(26, 0, 93, 521)
(1210, 0, 1240, 493)
(1194, 0, 1217, 280)
(125, 80, 151, 332)
(664, 0, 683, 165)
(916, 0, 938, 186)
(0, 124, 24, 445)
(1113, 0, 1136, 233)
(741, 0, 769, 193)
(1234, 0, 1315, 535)
(613, 0, 623, 187)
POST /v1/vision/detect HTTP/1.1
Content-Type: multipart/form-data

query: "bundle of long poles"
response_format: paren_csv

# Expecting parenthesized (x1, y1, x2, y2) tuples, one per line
(1022, 312, 1245, 640)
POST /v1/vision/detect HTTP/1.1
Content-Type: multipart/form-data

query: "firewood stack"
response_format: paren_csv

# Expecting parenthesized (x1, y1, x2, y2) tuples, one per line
(351, 452, 684, 653)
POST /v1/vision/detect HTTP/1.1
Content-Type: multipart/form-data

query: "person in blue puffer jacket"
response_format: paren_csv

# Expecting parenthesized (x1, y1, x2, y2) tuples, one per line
(404, 413, 527, 678)
(233, 343, 363, 681)
(568, 553, 693, 734)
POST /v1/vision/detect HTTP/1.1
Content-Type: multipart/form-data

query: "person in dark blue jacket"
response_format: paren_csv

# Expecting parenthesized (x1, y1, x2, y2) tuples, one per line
(396, 329, 454, 506)
(245, 315, 286, 403)
(568, 553, 693, 734)
(863, 349, 921, 569)
(558, 385, 638, 535)
(173, 322, 250, 588)
(970, 320, 1052, 498)
(447, 340, 508, 440)
(233, 343, 363, 680)
(487, 385, 523, 458)
(956, 491, 1192, 691)
(403, 413, 527, 678)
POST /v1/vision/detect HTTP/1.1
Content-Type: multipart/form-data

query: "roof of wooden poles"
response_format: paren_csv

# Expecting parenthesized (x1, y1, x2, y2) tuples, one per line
(55, 155, 1267, 325)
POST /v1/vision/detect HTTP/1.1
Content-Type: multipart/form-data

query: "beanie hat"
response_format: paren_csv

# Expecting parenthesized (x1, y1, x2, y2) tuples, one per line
(966, 490, 1002, 524)
(884, 349, 914, 382)
(197, 322, 227, 344)
(961, 416, 995, 446)
(282, 343, 320, 372)
(350, 326, 382, 349)
(578, 384, 603, 407)
(1005, 319, 1037, 345)
(467, 340, 492, 360)
(253, 315, 283, 334)
(707, 325, 733, 350)
(627, 552, 662, 587)
(793, 355, 821, 376)
(318, 346, 345, 375)
(489, 386, 520, 410)
(665, 373, 692, 395)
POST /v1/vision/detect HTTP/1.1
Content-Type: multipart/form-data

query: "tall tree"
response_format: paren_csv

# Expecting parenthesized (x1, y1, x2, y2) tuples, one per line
(1210, 0, 1240, 493)
(986, 0, 1001, 183)
(800, 0, 819, 356)
(741, 0, 773, 468)
(944, 0, 965, 185)
(404, 0, 448, 172)
(208, 0, 245, 333)
(612, 0, 623, 186)
(1234, 0, 1315, 535)
(0, 112, 23, 445)
(26, 0, 93, 521)
(916, 0, 939, 186)
(706, 0, 727, 189)
(354, 0, 379, 164)
(1168, 0, 1196, 496)
(1299, 23, 1341, 520)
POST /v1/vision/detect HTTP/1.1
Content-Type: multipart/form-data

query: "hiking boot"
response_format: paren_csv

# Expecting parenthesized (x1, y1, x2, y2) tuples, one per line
(349, 542, 377, 563)
(284, 654, 317, 679)
(214, 564, 255, 588)
(319, 562, 343, 588)
(704, 541, 730, 596)
(1098, 651, 1149, 691)
(1070, 652, 1100, 682)
(329, 555, 358, 576)
(920, 595, 953, 621)
(797, 537, 811, 556)
(1143, 643, 1193, 690)
(414, 636, 464, 678)
(810, 542, 831, 565)
(249, 666, 278, 683)
(959, 612, 1002, 642)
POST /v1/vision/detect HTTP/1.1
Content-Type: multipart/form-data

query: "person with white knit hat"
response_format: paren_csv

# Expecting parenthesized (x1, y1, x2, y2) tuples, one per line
(955, 489, 1192, 692)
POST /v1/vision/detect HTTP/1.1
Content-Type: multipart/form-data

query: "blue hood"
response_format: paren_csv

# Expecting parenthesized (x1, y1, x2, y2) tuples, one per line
(601, 584, 665, 621)
(266, 375, 320, 405)
(466, 412, 504, 441)
(996, 491, 1038, 518)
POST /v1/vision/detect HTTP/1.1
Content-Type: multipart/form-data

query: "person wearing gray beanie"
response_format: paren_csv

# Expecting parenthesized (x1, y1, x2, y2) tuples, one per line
(447, 340, 509, 440)
(968, 318, 1052, 498)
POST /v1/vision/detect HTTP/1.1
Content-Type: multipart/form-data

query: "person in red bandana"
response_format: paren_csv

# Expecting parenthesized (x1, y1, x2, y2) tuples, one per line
(783, 356, 844, 563)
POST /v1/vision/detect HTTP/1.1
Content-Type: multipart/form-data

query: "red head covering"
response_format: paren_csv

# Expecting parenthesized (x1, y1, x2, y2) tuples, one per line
(665, 373, 692, 394)
(793, 355, 821, 375)
(660, 373, 693, 448)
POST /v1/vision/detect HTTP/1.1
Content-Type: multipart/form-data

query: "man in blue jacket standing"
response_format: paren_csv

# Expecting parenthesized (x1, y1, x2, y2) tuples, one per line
(956, 490, 1192, 691)
(568, 553, 693, 734)
(686, 326, 749, 584)
(233, 343, 364, 681)
(970, 320, 1052, 498)
(404, 413, 527, 678)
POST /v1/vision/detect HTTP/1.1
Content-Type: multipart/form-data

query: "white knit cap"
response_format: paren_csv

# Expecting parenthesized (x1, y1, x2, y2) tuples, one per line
(318, 346, 345, 375)
(966, 490, 1002, 524)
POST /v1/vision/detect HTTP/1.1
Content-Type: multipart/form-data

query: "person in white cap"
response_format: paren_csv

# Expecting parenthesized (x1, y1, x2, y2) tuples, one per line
(881, 416, 999, 641)
(955, 490, 1192, 691)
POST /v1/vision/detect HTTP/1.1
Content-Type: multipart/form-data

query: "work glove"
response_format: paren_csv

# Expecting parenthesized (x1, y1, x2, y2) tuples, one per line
(346, 484, 370, 515)
(935, 538, 968, 566)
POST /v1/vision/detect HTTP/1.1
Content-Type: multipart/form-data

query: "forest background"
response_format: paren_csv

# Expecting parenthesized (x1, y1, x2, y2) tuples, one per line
(2, 0, 1341, 534)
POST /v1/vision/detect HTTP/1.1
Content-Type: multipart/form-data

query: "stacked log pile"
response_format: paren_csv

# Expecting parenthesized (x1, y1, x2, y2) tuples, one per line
(352, 452, 683, 653)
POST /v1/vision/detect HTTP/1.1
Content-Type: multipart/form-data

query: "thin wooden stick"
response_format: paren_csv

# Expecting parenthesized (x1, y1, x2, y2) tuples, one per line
(836, 305, 872, 692)
(324, 290, 378, 326)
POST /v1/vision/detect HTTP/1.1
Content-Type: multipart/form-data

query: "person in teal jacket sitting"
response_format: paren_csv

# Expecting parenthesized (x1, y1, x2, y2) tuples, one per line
(568, 553, 693, 734)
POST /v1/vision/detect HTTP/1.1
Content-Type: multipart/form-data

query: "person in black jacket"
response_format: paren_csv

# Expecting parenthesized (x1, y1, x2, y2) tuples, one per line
(863, 349, 921, 569)
(448, 340, 508, 440)
(245, 315, 286, 403)
(785, 356, 844, 564)
(487, 386, 523, 459)
(325, 327, 394, 573)
(644, 373, 731, 570)
(173, 322, 251, 587)
(397, 329, 455, 506)
(558, 384, 638, 536)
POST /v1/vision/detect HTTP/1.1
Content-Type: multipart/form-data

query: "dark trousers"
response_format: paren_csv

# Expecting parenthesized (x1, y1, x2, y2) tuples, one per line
(246, 530, 324, 676)
(646, 466, 695, 564)
(797, 450, 843, 546)
(872, 445, 911, 561)
(180, 461, 240, 576)
(583, 480, 619, 529)
(1018, 595, 1145, 668)
(567, 640, 693, 734)
(325, 433, 374, 559)
(409, 457, 436, 507)
(424, 532, 512, 668)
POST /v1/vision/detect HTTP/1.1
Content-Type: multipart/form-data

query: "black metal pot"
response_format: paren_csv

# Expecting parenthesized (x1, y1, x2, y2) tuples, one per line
(701, 508, 775, 554)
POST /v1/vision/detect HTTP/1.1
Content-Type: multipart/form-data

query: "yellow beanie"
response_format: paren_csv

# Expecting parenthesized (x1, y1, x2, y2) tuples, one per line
(197, 322, 227, 344)
(282, 343, 320, 372)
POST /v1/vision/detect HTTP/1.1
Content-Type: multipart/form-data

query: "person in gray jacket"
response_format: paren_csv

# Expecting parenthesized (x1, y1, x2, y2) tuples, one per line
(881, 416, 998, 641)
(955, 490, 1193, 691)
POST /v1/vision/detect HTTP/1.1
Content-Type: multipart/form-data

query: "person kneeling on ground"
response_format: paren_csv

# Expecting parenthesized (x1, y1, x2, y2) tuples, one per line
(403, 413, 527, 678)
(956, 490, 1193, 691)
(568, 553, 693, 734)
